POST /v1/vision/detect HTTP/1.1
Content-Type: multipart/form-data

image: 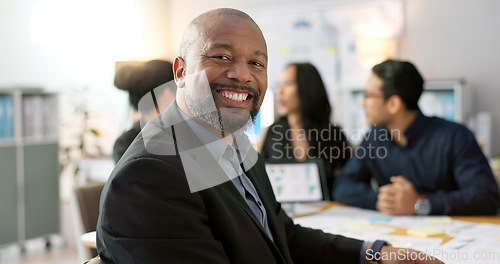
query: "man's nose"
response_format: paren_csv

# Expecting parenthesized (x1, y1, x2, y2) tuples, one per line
(226, 61, 251, 83)
(360, 97, 366, 108)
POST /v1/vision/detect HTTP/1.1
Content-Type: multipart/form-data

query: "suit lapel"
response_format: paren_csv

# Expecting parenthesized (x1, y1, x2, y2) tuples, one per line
(219, 176, 267, 233)
(161, 103, 287, 263)
(160, 103, 236, 193)
(243, 150, 289, 263)
(218, 170, 287, 264)
(159, 103, 262, 223)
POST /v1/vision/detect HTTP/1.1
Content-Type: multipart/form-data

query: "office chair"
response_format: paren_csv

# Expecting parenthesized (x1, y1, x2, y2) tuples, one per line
(74, 182, 105, 258)
(84, 256, 101, 264)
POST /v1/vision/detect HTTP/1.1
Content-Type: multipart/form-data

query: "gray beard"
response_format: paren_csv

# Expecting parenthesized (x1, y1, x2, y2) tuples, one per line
(185, 93, 255, 134)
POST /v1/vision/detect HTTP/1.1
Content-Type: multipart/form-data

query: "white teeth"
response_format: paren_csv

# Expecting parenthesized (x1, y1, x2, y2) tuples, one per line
(219, 92, 248, 102)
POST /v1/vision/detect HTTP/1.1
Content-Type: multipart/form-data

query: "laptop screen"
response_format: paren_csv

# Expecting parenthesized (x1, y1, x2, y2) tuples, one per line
(264, 160, 328, 203)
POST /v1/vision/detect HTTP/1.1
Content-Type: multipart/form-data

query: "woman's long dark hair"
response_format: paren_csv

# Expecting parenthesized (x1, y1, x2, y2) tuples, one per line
(288, 62, 332, 135)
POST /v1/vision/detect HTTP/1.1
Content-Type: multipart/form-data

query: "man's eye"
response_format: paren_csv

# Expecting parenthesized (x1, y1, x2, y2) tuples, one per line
(250, 61, 264, 67)
(212, 55, 231, 60)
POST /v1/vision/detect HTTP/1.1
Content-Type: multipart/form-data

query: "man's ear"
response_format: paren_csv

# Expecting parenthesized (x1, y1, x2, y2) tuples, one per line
(387, 95, 403, 114)
(173, 56, 186, 88)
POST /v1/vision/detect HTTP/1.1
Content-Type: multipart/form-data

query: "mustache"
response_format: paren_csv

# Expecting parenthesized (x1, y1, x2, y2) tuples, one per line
(210, 83, 259, 99)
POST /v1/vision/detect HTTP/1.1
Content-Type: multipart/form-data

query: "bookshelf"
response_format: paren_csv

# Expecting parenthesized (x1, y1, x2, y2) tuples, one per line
(0, 88, 59, 249)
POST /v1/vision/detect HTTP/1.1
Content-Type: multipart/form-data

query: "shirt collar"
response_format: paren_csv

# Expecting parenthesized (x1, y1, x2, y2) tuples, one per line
(403, 109, 430, 143)
(177, 106, 252, 163)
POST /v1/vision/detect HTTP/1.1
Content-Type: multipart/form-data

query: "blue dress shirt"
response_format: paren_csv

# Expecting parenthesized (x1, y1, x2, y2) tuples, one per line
(334, 110, 500, 215)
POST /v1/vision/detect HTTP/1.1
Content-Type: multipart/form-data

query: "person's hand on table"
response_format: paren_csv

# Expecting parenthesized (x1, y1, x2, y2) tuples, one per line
(376, 176, 420, 215)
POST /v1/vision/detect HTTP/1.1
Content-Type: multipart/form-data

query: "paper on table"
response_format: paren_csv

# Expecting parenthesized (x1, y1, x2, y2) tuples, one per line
(390, 215, 429, 229)
(426, 216, 453, 225)
(382, 235, 443, 251)
(454, 223, 500, 239)
(294, 215, 394, 241)
(368, 216, 392, 223)
(407, 226, 445, 237)
(436, 238, 500, 264)
(431, 223, 500, 264)
(345, 221, 372, 231)
(434, 220, 476, 237)
(292, 204, 500, 264)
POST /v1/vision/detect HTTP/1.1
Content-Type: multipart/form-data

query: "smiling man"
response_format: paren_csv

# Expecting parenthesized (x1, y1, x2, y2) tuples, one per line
(96, 9, 443, 264)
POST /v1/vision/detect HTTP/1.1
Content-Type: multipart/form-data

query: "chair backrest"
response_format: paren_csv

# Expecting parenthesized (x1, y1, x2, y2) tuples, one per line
(75, 182, 105, 257)
(75, 182, 105, 232)
(84, 256, 101, 264)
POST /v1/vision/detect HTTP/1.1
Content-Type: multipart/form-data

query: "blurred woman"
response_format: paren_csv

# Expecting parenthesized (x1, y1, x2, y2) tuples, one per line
(113, 60, 175, 163)
(258, 62, 351, 196)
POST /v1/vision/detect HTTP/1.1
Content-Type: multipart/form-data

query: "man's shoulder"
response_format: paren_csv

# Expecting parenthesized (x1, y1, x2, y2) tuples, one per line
(106, 135, 188, 203)
(112, 119, 184, 179)
(426, 116, 472, 137)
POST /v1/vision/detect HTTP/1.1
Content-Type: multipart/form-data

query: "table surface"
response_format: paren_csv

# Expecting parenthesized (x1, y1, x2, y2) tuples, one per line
(317, 202, 500, 224)
(81, 201, 500, 249)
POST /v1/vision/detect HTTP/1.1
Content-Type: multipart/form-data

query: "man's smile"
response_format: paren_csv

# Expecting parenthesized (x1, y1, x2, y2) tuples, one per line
(211, 83, 259, 108)
(217, 90, 249, 102)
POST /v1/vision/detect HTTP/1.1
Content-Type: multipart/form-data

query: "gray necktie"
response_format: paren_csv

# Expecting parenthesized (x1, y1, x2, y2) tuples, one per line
(237, 173, 273, 240)
(229, 145, 273, 240)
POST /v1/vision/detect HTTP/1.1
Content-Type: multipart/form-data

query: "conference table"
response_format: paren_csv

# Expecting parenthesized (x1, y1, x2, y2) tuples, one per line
(81, 201, 500, 250)
(301, 202, 500, 224)
(299, 202, 500, 224)
(299, 202, 500, 245)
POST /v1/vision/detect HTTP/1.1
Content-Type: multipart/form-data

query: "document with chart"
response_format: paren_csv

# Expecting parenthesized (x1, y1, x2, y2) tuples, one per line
(265, 161, 326, 202)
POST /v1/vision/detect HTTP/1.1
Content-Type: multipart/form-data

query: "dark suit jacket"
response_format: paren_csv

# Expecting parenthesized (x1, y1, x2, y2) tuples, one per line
(97, 102, 363, 264)
(112, 121, 141, 164)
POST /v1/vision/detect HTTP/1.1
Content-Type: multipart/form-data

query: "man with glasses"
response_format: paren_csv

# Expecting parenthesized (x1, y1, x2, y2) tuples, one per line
(334, 60, 499, 216)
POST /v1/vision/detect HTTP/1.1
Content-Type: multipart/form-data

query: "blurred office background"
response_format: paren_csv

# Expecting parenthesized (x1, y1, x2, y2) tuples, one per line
(0, 0, 499, 263)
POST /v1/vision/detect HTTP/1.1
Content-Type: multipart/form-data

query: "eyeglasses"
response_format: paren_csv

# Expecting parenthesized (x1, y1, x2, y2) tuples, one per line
(363, 91, 385, 100)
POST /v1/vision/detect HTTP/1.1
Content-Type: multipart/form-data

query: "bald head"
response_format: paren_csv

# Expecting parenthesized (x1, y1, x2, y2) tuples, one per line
(180, 8, 258, 58)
